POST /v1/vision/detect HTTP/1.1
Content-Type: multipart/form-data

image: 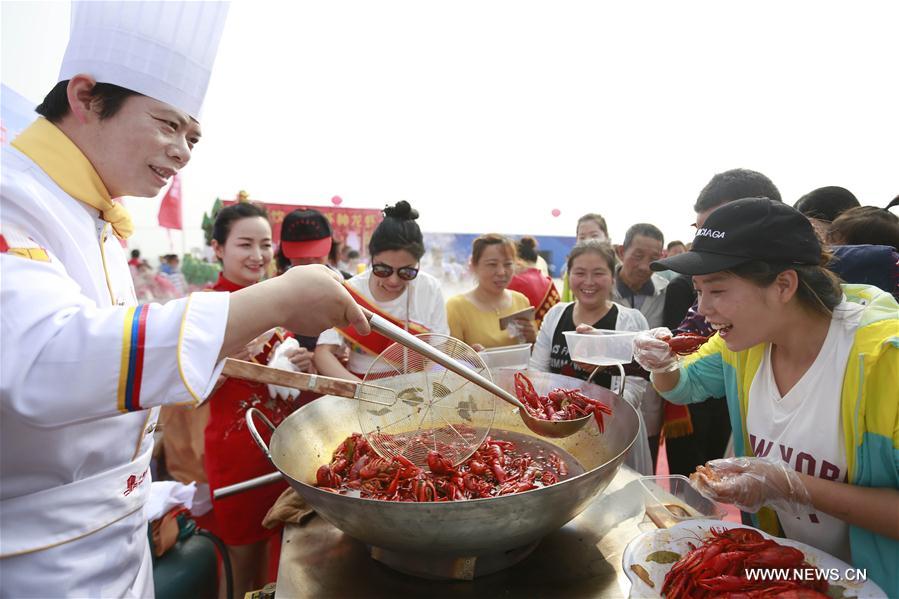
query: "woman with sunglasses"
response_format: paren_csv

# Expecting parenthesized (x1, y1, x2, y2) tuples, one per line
(446, 234, 537, 349)
(314, 201, 448, 379)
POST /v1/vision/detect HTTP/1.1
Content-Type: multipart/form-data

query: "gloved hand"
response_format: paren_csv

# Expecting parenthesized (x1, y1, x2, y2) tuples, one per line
(689, 456, 812, 516)
(267, 338, 302, 401)
(633, 327, 679, 373)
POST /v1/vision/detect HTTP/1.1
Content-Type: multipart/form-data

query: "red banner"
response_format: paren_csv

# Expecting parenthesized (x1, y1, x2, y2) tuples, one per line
(158, 175, 182, 230)
(224, 200, 383, 255)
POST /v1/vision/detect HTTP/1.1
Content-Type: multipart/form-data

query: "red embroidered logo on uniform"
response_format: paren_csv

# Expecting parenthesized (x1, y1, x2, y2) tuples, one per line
(123, 469, 148, 496)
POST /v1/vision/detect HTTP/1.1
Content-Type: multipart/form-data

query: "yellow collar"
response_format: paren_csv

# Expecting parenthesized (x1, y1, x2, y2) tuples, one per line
(12, 118, 134, 239)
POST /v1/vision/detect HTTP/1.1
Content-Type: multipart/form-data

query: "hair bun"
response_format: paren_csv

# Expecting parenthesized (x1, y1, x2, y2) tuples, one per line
(383, 200, 419, 221)
(520, 236, 537, 249)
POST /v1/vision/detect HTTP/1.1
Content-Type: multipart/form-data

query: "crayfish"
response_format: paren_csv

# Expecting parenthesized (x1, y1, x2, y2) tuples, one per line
(314, 433, 571, 502)
(514, 372, 613, 433)
(661, 527, 829, 598)
(664, 333, 711, 356)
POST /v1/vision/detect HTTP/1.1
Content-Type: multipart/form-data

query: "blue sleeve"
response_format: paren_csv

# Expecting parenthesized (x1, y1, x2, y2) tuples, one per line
(654, 335, 728, 404)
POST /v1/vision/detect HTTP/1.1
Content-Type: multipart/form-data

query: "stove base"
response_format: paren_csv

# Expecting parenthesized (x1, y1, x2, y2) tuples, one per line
(368, 541, 541, 580)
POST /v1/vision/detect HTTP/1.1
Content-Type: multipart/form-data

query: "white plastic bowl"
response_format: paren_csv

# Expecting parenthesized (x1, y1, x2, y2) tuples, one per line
(563, 330, 638, 366)
(478, 343, 532, 370)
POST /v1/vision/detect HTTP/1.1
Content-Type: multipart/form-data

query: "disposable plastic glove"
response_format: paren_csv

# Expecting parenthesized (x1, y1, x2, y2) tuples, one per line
(267, 337, 302, 401)
(690, 456, 812, 516)
(633, 327, 680, 373)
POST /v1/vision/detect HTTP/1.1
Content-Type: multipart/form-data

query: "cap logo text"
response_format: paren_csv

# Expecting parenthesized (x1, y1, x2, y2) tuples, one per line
(695, 228, 726, 239)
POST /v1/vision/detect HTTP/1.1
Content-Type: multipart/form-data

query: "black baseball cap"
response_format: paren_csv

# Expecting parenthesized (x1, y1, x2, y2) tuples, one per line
(651, 197, 821, 275)
(280, 209, 332, 259)
(794, 186, 860, 222)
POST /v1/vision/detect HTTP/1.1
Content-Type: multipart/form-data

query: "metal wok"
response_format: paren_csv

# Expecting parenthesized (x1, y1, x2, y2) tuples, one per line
(248, 369, 640, 557)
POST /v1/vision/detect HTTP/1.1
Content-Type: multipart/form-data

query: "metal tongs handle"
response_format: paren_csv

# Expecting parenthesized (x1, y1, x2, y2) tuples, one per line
(221, 358, 396, 405)
(362, 309, 528, 411)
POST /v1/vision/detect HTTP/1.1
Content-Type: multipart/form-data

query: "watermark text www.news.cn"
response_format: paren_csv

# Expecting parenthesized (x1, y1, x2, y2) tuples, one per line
(745, 568, 867, 583)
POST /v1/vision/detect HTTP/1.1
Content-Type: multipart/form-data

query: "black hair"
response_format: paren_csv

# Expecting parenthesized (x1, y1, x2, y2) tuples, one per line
(212, 202, 270, 246)
(667, 240, 685, 250)
(694, 169, 782, 213)
(828, 206, 899, 249)
(623, 223, 664, 249)
(794, 186, 860, 222)
(517, 236, 539, 263)
(728, 259, 842, 317)
(347, 249, 360, 260)
(328, 237, 342, 265)
(368, 201, 425, 260)
(130, 249, 140, 259)
(275, 249, 291, 275)
(35, 80, 141, 123)
(567, 239, 617, 273)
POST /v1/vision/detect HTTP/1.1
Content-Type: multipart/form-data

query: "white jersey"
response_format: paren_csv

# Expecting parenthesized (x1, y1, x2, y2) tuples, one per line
(1, 144, 228, 597)
(747, 302, 864, 563)
(317, 269, 448, 374)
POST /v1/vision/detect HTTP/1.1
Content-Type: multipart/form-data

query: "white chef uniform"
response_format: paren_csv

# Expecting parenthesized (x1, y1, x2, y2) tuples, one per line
(0, 2, 228, 597)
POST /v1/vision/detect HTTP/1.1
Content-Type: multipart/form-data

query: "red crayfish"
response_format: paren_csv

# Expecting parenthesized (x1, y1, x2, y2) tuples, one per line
(664, 333, 711, 356)
(514, 372, 613, 433)
(314, 433, 570, 502)
(661, 527, 829, 598)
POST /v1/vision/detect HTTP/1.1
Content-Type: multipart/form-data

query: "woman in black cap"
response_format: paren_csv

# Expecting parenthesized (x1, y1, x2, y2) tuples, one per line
(632, 198, 898, 595)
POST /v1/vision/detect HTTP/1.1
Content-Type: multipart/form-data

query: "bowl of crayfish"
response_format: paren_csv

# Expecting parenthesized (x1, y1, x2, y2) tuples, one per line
(623, 519, 885, 598)
(247, 369, 640, 558)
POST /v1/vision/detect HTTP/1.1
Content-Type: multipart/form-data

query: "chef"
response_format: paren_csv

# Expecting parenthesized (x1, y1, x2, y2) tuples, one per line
(0, 2, 369, 596)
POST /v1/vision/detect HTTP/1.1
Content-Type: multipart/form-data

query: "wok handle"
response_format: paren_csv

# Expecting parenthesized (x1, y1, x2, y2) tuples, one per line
(223, 358, 361, 399)
(213, 472, 283, 499)
(245, 407, 276, 460)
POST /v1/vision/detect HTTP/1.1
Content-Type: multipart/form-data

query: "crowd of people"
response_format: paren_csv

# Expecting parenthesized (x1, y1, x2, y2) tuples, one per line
(144, 168, 898, 595)
(3, 2, 897, 597)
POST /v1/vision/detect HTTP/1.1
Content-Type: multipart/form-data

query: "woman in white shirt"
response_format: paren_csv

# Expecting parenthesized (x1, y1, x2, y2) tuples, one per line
(314, 201, 448, 379)
(530, 240, 654, 474)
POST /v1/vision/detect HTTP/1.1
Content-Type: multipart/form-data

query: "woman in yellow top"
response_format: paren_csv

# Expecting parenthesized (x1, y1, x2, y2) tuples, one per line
(446, 234, 537, 349)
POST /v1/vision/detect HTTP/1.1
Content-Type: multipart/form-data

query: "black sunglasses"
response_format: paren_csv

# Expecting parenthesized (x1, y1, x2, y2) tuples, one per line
(372, 263, 419, 281)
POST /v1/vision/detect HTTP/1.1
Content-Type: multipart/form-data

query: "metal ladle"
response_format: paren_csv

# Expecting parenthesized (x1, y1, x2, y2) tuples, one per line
(362, 309, 592, 439)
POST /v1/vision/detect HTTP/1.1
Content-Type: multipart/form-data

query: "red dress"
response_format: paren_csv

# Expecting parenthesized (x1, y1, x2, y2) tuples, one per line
(204, 274, 297, 545)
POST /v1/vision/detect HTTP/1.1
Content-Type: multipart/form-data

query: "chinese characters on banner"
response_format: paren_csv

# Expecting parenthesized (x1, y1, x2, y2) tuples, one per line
(224, 200, 383, 256)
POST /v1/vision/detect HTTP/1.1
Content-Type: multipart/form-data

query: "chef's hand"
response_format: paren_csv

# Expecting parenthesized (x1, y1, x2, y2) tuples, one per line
(220, 265, 369, 362)
(276, 265, 370, 337)
(690, 456, 812, 516)
(633, 327, 679, 374)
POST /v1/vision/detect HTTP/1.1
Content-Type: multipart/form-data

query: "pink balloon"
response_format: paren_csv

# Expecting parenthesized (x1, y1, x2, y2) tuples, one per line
(331, 195, 343, 206)
(551, 208, 561, 217)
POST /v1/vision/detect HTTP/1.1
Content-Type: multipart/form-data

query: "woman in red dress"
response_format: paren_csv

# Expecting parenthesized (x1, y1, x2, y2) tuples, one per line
(204, 202, 296, 596)
(508, 236, 560, 327)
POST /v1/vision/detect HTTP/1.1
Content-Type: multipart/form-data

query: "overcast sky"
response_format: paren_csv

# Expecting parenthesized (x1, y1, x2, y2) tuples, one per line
(3, 0, 897, 258)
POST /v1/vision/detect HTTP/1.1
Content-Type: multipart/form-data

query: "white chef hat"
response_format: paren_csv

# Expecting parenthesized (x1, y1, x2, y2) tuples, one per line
(58, 1, 229, 120)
